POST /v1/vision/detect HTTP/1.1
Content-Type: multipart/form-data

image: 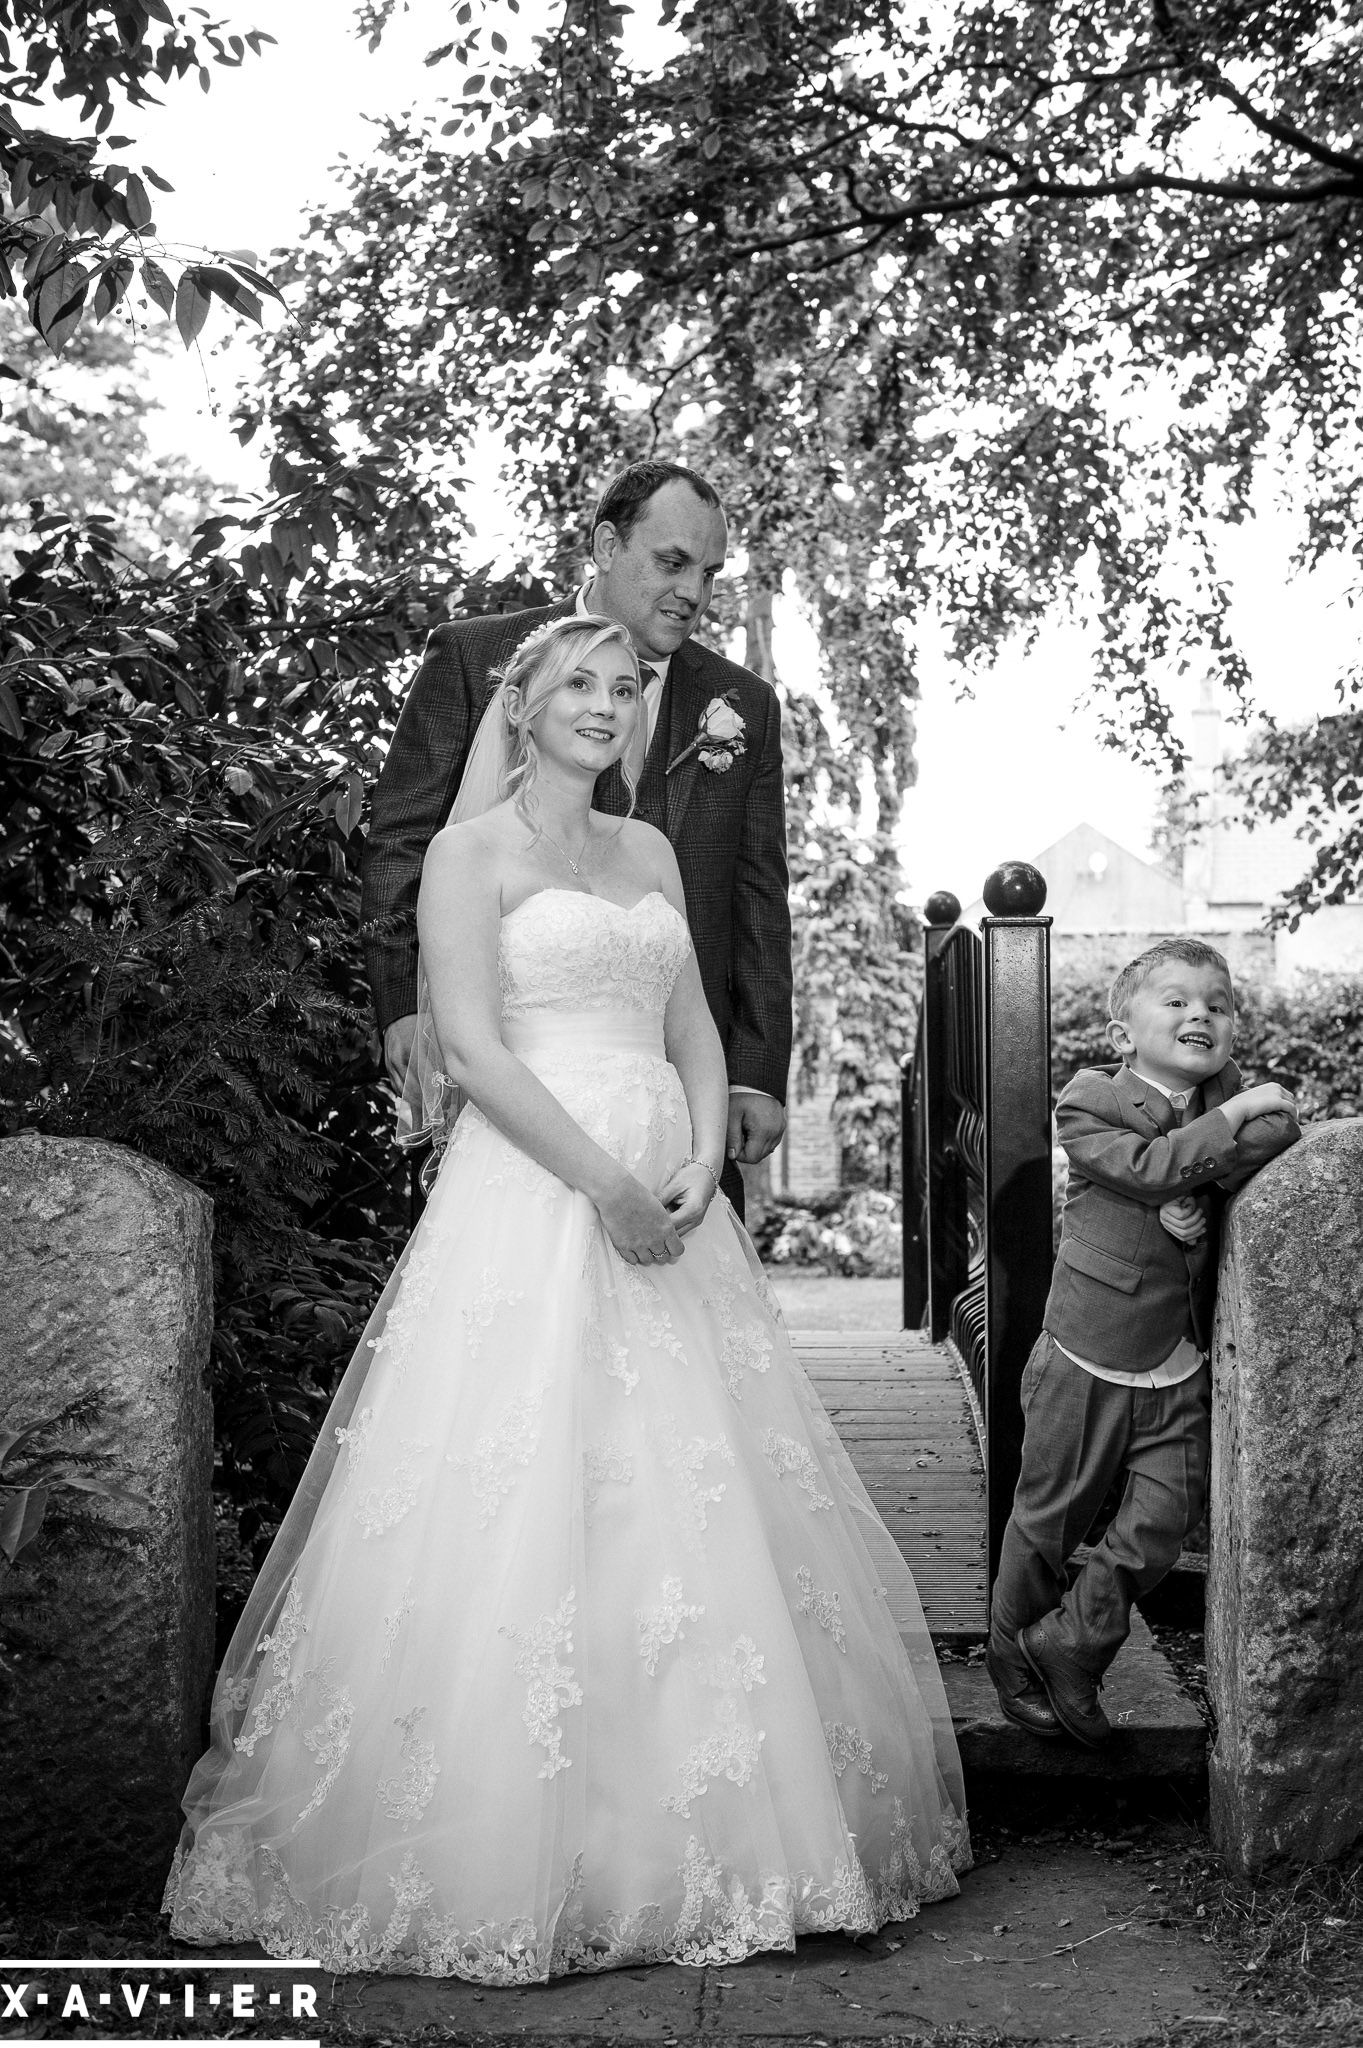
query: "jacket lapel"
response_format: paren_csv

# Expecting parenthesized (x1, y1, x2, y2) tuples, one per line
(1116, 1065, 1175, 1135)
(663, 643, 709, 839)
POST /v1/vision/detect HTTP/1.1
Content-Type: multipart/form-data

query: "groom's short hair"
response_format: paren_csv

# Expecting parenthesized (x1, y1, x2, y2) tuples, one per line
(1108, 937, 1233, 1023)
(590, 459, 724, 545)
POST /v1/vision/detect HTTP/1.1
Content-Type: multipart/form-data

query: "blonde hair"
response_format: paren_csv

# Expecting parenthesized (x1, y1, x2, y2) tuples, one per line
(491, 615, 641, 821)
(1108, 938, 1234, 1026)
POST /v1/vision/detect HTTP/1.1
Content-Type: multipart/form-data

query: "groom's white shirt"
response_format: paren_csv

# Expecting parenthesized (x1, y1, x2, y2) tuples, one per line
(575, 581, 774, 1116)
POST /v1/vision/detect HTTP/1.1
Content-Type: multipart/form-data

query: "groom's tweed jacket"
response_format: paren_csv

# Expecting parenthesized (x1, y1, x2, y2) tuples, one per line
(1044, 1058, 1300, 1373)
(361, 600, 794, 1104)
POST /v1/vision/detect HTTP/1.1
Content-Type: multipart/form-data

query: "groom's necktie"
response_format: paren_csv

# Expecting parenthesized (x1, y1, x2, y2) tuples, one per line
(639, 663, 665, 751)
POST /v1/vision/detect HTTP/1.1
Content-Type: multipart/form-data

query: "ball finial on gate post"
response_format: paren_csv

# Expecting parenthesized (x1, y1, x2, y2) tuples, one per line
(982, 862, 1047, 918)
(923, 890, 961, 928)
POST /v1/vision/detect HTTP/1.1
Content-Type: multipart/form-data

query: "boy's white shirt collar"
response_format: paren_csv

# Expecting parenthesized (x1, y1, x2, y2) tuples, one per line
(1129, 1066, 1196, 1110)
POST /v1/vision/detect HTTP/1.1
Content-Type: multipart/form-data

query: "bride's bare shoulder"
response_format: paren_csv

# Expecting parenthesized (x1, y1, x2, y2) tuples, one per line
(428, 804, 519, 862)
(612, 815, 669, 858)
(612, 815, 678, 878)
(422, 806, 521, 895)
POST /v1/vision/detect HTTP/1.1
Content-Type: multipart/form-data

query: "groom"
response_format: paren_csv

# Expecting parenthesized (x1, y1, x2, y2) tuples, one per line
(361, 457, 793, 1215)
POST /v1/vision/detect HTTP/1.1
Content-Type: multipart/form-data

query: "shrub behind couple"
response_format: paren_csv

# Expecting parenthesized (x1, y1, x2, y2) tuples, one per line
(161, 459, 972, 1979)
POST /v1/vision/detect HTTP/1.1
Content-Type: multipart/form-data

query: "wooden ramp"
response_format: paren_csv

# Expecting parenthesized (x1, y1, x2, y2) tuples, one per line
(794, 1327, 987, 1646)
(791, 1326, 1207, 1781)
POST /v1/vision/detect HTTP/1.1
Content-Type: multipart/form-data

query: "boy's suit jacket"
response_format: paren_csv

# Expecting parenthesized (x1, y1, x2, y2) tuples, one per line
(360, 602, 794, 1104)
(1044, 1059, 1301, 1373)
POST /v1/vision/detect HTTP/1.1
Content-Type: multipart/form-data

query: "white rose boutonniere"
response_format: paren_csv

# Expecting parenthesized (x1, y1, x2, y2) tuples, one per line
(667, 691, 748, 776)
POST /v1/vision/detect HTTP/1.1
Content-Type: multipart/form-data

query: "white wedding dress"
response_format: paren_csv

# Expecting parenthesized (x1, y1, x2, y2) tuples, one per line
(163, 889, 970, 1981)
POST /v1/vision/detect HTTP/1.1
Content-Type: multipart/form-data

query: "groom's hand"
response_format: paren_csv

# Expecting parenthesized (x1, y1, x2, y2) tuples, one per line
(383, 1012, 420, 1089)
(727, 1092, 786, 1166)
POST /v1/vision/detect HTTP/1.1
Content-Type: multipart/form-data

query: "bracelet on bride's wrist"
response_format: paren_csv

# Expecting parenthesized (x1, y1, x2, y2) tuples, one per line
(683, 1155, 722, 1194)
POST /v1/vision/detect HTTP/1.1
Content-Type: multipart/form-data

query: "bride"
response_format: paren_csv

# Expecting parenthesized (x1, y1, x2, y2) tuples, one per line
(163, 614, 971, 1981)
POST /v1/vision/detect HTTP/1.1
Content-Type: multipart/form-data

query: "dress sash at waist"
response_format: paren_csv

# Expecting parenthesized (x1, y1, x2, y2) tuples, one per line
(502, 1009, 666, 1060)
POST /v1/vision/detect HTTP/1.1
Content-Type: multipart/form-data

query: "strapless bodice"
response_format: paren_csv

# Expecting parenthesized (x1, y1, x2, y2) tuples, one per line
(498, 889, 691, 1031)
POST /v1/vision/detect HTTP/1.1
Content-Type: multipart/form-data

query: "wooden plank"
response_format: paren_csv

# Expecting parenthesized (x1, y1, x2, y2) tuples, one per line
(789, 1326, 988, 1640)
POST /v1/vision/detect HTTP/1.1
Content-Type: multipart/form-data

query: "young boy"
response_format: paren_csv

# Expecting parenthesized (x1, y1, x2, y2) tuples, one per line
(987, 939, 1300, 1745)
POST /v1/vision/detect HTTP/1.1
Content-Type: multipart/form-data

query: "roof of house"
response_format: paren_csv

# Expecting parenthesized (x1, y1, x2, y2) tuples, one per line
(960, 821, 1186, 931)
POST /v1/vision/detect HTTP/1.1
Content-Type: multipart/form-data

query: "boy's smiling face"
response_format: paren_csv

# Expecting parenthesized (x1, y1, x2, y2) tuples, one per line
(1109, 960, 1236, 1092)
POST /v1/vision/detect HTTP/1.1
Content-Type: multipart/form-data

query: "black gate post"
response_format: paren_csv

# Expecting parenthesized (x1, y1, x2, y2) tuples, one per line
(980, 862, 1054, 1598)
(921, 891, 963, 1342)
(900, 1047, 928, 1329)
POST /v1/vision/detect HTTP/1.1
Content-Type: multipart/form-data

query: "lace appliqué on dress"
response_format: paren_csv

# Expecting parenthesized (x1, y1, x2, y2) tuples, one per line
(356, 1436, 431, 1540)
(295, 1682, 356, 1827)
(479, 1132, 562, 1210)
(462, 1269, 525, 1358)
(583, 1437, 634, 1515)
(583, 1244, 637, 1394)
(503, 1590, 582, 1780)
(795, 1566, 847, 1651)
(762, 1431, 833, 1511)
(672, 1837, 792, 1967)
(616, 1264, 686, 1359)
(379, 1584, 416, 1673)
(823, 1720, 889, 1795)
(636, 1577, 705, 1676)
(235, 1580, 308, 1756)
(662, 1696, 766, 1817)
(693, 1635, 766, 1693)
(379, 1706, 441, 1831)
(453, 1384, 546, 1527)
(335, 1405, 375, 1481)
(367, 1228, 443, 1389)
(719, 1321, 775, 1399)
(498, 891, 688, 1023)
(653, 1416, 733, 1555)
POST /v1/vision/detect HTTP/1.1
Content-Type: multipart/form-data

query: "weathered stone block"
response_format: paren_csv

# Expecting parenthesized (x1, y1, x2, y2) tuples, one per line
(1208, 1117, 1363, 1871)
(0, 1134, 215, 1906)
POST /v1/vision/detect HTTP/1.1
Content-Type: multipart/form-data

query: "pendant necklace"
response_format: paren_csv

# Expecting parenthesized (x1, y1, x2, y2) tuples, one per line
(539, 823, 591, 876)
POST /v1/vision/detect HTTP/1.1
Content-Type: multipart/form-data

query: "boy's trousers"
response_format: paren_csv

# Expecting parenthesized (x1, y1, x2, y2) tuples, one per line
(989, 1331, 1211, 1675)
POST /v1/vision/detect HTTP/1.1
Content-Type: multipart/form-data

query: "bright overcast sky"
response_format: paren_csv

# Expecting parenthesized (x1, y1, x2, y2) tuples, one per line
(114, 0, 1351, 908)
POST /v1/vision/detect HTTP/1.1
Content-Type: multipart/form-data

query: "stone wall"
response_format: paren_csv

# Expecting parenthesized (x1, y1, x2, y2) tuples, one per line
(1207, 1117, 1363, 1871)
(0, 1134, 216, 1907)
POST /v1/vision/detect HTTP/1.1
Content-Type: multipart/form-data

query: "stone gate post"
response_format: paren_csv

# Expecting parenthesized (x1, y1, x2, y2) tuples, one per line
(0, 1133, 215, 1906)
(1207, 1117, 1363, 1871)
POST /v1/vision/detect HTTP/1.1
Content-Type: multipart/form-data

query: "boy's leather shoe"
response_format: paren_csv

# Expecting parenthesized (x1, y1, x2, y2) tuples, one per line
(985, 1633, 1061, 1737)
(1017, 1618, 1112, 1748)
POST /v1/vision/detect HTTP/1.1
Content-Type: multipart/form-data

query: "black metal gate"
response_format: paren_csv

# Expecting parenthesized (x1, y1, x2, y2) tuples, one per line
(901, 866, 1054, 1598)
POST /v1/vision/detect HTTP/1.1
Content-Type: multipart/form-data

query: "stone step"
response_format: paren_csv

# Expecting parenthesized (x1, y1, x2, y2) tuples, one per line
(941, 1611, 1207, 1783)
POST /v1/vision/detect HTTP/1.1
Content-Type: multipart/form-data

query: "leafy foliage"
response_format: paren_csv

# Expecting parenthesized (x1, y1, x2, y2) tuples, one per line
(238, 0, 1363, 1131)
(0, 298, 215, 567)
(0, 500, 409, 1516)
(753, 1186, 901, 1276)
(1, 0, 284, 356)
(291, 0, 1362, 911)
